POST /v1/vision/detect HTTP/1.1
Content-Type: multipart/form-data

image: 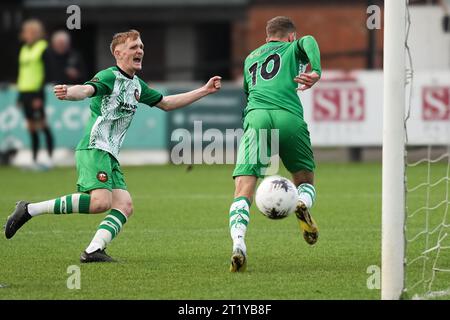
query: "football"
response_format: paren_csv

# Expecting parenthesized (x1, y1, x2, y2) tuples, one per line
(255, 175, 298, 219)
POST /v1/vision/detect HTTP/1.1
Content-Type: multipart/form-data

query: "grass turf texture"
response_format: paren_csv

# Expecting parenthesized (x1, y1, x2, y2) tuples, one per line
(0, 162, 445, 299)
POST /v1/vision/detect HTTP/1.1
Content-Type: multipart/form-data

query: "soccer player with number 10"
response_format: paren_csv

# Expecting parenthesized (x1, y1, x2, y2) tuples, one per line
(229, 16, 322, 272)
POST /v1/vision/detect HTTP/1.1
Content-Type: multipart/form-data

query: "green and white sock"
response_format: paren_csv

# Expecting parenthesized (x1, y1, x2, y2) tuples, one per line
(85, 209, 128, 254)
(298, 183, 316, 209)
(229, 196, 250, 253)
(27, 194, 91, 216)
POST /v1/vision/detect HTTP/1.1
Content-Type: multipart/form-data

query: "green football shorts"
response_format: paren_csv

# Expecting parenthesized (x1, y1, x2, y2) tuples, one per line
(233, 109, 315, 178)
(75, 149, 127, 192)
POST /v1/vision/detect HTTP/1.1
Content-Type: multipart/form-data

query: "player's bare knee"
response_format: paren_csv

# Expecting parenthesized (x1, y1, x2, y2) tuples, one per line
(89, 189, 113, 213)
(112, 190, 133, 217)
(90, 197, 112, 213)
(120, 201, 133, 218)
(93, 202, 111, 213)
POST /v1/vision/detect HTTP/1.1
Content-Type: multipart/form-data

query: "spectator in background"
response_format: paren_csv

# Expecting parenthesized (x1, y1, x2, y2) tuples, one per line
(440, 0, 450, 32)
(17, 19, 54, 169)
(46, 30, 87, 84)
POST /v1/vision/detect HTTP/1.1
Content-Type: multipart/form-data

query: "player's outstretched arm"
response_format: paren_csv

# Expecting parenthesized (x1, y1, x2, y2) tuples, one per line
(54, 84, 95, 101)
(156, 76, 221, 111)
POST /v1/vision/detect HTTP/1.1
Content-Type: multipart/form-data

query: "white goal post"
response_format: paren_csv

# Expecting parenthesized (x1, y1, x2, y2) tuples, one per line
(382, 0, 407, 300)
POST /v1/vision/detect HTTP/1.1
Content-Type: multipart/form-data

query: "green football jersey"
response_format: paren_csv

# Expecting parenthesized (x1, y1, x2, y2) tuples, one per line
(243, 35, 321, 119)
(77, 66, 163, 159)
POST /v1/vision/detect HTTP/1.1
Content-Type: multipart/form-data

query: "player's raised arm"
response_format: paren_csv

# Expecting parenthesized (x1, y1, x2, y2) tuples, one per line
(294, 35, 322, 91)
(156, 76, 221, 111)
(54, 84, 95, 101)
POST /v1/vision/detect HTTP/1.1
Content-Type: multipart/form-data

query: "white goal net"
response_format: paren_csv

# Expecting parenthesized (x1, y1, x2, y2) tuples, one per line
(405, 147, 450, 299)
(403, 1, 450, 300)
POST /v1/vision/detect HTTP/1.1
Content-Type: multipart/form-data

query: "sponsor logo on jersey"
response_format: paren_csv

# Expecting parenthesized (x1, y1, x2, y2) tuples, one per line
(120, 102, 138, 114)
(96, 171, 108, 183)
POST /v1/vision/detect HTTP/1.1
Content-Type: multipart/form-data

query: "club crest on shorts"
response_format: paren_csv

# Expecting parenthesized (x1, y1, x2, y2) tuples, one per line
(96, 171, 108, 183)
(134, 89, 140, 102)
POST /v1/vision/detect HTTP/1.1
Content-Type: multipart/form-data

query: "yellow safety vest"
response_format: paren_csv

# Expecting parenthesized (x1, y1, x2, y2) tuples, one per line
(17, 39, 48, 92)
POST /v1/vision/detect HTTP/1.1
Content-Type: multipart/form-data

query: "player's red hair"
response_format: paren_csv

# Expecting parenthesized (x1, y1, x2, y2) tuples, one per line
(110, 29, 141, 55)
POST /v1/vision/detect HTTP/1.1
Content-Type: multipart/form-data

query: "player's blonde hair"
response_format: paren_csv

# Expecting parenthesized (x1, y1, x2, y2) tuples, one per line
(110, 29, 141, 55)
(266, 16, 296, 38)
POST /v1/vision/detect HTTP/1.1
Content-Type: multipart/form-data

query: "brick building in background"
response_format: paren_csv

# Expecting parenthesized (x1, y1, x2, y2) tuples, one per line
(246, 1, 384, 69)
(230, 0, 385, 79)
(3, 0, 448, 83)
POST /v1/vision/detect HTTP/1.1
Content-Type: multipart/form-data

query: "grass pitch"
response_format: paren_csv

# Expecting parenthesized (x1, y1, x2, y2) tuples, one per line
(0, 161, 418, 300)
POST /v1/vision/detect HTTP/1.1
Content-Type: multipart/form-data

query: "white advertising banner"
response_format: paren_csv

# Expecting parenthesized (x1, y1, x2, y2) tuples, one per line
(300, 71, 450, 146)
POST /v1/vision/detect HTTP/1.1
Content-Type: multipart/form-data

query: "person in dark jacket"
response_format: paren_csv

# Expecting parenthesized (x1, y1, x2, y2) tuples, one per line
(45, 30, 87, 84)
